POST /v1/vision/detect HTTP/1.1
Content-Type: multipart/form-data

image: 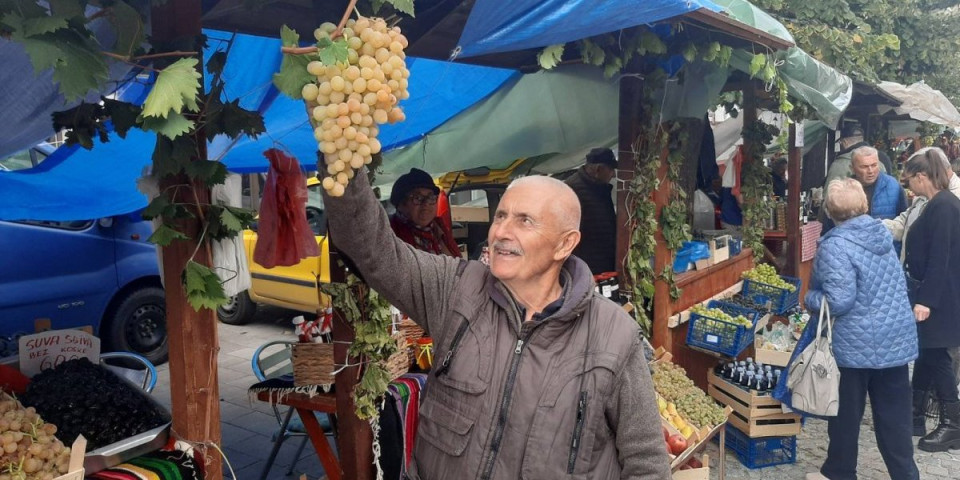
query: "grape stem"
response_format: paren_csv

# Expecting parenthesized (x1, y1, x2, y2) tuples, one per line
(332, 0, 361, 40)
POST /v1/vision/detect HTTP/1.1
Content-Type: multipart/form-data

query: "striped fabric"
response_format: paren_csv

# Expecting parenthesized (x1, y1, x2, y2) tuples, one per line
(88, 440, 204, 480)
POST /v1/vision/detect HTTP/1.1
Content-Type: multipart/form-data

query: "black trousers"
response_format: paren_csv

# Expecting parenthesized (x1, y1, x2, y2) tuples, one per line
(821, 365, 919, 480)
(912, 347, 960, 402)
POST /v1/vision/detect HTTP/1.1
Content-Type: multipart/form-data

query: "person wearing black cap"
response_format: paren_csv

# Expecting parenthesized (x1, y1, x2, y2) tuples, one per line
(389, 168, 460, 257)
(825, 123, 893, 191)
(565, 147, 617, 274)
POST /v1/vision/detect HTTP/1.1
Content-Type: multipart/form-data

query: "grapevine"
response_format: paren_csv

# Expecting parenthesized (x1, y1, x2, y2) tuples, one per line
(286, 17, 410, 197)
(0, 394, 72, 480)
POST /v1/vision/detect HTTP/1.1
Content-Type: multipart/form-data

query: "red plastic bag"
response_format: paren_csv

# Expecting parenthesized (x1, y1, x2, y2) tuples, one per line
(253, 149, 319, 268)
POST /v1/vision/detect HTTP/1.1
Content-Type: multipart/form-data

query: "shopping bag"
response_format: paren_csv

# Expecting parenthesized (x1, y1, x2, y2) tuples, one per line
(786, 297, 840, 416)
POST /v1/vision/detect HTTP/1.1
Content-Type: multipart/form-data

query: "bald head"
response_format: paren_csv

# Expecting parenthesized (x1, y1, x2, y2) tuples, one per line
(507, 175, 581, 232)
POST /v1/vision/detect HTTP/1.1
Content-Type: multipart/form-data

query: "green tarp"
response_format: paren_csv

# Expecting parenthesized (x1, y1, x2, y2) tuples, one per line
(714, 0, 853, 128)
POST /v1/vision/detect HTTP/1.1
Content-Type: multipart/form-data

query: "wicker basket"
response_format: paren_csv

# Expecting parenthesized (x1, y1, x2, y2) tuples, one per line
(292, 333, 409, 387)
(292, 342, 336, 387)
(397, 317, 425, 365)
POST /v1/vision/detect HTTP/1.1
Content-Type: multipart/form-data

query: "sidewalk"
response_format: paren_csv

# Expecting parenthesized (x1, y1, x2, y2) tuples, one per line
(150, 310, 960, 479)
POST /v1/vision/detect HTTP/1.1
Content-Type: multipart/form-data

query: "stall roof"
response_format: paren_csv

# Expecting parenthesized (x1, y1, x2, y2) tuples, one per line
(876, 81, 960, 129)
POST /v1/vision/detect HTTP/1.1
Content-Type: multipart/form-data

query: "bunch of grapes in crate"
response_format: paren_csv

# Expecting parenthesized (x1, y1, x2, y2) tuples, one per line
(0, 393, 72, 480)
(690, 304, 752, 327)
(742, 264, 796, 292)
(651, 361, 727, 436)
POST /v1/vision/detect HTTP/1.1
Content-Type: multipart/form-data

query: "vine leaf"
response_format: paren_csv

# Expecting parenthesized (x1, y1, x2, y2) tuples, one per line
(185, 159, 228, 186)
(140, 111, 194, 139)
(21, 15, 68, 37)
(142, 195, 173, 220)
(749, 53, 766, 77)
(106, 0, 145, 57)
(273, 25, 314, 99)
(206, 99, 266, 140)
(383, 0, 415, 16)
(147, 223, 188, 246)
(102, 98, 142, 138)
(142, 57, 202, 118)
(318, 39, 349, 66)
(537, 44, 564, 70)
(47, 0, 84, 18)
(206, 50, 227, 76)
(183, 261, 228, 311)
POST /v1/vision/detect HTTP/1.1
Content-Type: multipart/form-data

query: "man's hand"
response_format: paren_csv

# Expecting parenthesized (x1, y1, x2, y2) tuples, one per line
(914, 304, 931, 322)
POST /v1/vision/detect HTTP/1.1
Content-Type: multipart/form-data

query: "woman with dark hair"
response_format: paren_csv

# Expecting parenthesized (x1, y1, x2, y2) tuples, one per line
(903, 148, 960, 451)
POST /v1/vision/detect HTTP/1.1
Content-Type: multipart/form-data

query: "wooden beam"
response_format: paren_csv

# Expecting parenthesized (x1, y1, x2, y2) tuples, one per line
(150, 1, 221, 478)
(249, 173, 261, 212)
(328, 251, 374, 480)
(615, 72, 643, 303)
(785, 123, 803, 276)
(683, 8, 795, 51)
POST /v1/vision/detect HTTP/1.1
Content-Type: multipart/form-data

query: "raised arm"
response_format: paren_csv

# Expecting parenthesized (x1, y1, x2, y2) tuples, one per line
(322, 171, 462, 334)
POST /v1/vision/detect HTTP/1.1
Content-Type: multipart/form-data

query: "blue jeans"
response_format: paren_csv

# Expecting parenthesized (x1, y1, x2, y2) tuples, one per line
(821, 365, 919, 480)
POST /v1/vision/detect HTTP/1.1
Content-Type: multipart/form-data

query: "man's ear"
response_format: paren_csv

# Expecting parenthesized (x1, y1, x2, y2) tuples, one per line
(554, 230, 581, 260)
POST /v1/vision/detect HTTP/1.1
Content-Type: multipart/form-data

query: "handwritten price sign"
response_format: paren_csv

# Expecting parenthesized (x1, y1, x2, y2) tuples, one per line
(18, 330, 100, 377)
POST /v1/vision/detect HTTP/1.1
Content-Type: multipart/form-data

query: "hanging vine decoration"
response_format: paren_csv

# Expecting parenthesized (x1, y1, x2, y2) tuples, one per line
(741, 120, 779, 261)
(659, 121, 691, 301)
(318, 270, 397, 421)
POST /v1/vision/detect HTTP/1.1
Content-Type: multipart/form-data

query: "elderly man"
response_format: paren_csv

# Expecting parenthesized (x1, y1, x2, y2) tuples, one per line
(324, 171, 670, 480)
(849, 146, 907, 220)
(824, 124, 892, 189)
(565, 147, 617, 274)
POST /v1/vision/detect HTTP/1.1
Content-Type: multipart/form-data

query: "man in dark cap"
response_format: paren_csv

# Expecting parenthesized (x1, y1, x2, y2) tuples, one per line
(565, 147, 617, 274)
(825, 123, 892, 191)
(389, 168, 460, 257)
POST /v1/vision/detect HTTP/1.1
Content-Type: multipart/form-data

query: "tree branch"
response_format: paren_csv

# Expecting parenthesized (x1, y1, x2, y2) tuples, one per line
(102, 51, 199, 62)
(281, 46, 319, 54)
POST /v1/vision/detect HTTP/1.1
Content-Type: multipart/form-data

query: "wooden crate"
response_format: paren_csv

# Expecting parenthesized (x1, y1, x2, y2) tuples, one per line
(672, 455, 709, 480)
(707, 369, 801, 438)
(754, 343, 792, 367)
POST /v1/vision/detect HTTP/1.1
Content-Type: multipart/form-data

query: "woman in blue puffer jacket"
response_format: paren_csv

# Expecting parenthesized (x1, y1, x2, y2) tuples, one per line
(803, 179, 919, 480)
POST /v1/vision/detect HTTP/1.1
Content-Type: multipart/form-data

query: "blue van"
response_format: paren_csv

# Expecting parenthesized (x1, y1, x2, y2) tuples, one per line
(0, 215, 167, 364)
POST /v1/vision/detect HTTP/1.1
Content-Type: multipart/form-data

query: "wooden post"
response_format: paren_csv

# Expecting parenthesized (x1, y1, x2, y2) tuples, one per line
(785, 123, 803, 276)
(651, 149, 672, 350)
(328, 251, 374, 480)
(151, 2, 221, 478)
(615, 74, 643, 281)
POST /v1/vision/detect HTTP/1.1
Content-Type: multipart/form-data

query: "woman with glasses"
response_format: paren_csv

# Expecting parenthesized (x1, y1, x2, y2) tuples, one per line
(902, 149, 960, 451)
(389, 168, 460, 257)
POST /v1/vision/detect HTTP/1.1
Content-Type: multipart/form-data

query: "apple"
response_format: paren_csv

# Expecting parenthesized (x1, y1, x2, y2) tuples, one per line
(686, 457, 703, 469)
(667, 433, 688, 456)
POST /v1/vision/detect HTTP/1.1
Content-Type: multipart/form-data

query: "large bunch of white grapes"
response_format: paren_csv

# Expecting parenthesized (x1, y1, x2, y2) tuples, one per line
(302, 17, 410, 197)
(0, 394, 71, 480)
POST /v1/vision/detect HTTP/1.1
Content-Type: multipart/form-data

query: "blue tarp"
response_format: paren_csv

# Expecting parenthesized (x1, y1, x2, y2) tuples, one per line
(0, 30, 518, 221)
(455, 0, 723, 58)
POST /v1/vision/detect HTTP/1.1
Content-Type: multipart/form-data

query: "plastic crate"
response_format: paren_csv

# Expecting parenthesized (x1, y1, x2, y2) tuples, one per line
(741, 276, 802, 314)
(686, 300, 762, 357)
(723, 424, 797, 469)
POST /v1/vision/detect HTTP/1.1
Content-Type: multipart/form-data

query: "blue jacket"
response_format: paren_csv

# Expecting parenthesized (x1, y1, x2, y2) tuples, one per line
(804, 215, 918, 369)
(869, 173, 907, 221)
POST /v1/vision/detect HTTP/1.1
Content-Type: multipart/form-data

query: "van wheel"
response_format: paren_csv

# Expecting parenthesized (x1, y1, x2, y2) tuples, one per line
(104, 287, 168, 365)
(218, 291, 257, 325)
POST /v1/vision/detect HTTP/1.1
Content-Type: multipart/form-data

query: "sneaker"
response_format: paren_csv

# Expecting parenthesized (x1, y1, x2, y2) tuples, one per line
(805, 473, 829, 480)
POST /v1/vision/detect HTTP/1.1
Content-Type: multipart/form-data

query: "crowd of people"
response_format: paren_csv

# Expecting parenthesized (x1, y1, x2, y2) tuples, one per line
(802, 145, 960, 480)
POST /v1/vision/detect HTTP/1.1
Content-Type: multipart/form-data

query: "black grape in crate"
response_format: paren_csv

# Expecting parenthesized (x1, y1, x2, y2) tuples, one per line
(20, 358, 168, 451)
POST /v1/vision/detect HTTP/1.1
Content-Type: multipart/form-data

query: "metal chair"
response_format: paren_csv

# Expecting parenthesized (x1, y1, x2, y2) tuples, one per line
(100, 351, 158, 393)
(252, 341, 336, 479)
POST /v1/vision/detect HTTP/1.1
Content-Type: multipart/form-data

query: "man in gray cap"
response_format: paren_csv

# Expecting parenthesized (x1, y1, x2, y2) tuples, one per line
(565, 147, 617, 274)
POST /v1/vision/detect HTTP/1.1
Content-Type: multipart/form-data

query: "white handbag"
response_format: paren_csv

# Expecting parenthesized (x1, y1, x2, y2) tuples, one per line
(787, 297, 841, 416)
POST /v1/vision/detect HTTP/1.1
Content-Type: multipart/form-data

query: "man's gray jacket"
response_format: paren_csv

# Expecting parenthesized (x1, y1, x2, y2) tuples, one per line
(323, 172, 671, 480)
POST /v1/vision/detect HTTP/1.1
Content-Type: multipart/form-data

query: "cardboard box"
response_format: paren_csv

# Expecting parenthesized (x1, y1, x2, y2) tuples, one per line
(695, 235, 731, 270)
(754, 341, 792, 367)
(450, 205, 488, 223)
(707, 369, 801, 438)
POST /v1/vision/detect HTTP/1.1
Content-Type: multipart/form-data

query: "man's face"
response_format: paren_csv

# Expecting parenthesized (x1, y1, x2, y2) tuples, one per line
(852, 154, 880, 186)
(487, 184, 575, 284)
(398, 187, 438, 228)
(593, 164, 616, 184)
